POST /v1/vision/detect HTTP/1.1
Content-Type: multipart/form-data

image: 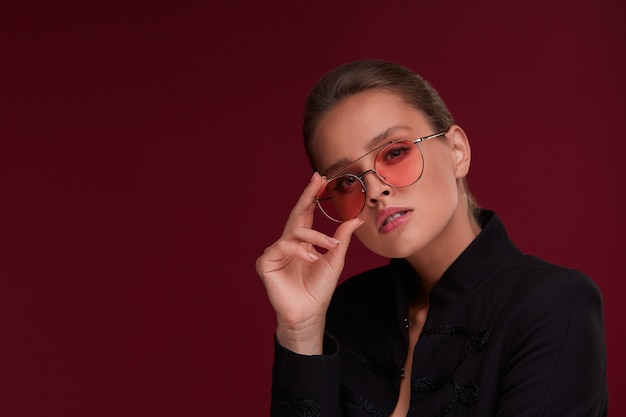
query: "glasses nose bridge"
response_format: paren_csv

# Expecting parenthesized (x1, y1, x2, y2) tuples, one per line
(357, 168, 389, 196)
(357, 168, 385, 186)
(357, 168, 378, 181)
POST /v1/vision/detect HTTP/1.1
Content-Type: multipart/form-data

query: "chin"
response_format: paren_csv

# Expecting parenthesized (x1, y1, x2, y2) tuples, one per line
(357, 228, 420, 259)
(362, 239, 420, 260)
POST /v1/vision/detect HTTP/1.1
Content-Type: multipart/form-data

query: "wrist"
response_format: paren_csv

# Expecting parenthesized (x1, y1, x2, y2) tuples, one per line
(275, 318, 326, 355)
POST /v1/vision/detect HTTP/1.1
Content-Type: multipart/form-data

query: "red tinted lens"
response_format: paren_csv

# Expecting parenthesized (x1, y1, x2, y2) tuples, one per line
(317, 175, 365, 222)
(375, 140, 423, 186)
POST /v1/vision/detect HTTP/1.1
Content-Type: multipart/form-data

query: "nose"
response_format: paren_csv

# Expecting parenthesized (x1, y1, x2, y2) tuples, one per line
(361, 170, 391, 205)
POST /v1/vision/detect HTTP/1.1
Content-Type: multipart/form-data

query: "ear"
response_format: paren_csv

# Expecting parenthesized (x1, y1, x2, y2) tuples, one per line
(447, 125, 471, 179)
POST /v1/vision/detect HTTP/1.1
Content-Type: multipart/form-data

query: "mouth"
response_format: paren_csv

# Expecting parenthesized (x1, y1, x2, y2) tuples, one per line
(376, 207, 412, 232)
(382, 211, 408, 227)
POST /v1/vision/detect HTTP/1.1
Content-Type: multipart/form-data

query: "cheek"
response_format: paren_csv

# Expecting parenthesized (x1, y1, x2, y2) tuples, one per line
(420, 178, 459, 218)
(422, 154, 459, 197)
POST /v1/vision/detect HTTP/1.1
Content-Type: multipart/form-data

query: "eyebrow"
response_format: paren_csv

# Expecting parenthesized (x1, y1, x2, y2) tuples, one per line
(322, 125, 412, 177)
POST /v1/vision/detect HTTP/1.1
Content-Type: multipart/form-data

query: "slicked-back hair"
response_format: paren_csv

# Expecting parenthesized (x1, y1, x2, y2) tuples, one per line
(302, 59, 479, 219)
(303, 59, 455, 169)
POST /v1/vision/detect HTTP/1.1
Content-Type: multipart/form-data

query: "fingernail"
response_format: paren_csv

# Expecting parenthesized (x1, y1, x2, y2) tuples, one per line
(328, 237, 340, 245)
(311, 172, 318, 182)
(308, 252, 320, 261)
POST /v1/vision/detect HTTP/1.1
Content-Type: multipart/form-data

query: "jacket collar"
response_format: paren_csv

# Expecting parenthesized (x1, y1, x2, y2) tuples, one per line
(391, 210, 520, 309)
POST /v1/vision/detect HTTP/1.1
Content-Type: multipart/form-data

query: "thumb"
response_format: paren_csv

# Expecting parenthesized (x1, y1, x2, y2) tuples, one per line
(326, 218, 364, 265)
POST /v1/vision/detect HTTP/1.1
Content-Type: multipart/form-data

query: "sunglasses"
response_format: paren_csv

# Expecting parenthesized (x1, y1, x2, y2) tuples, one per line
(315, 132, 446, 222)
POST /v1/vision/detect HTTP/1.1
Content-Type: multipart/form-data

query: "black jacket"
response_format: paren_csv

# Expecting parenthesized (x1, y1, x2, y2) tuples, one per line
(271, 211, 608, 416)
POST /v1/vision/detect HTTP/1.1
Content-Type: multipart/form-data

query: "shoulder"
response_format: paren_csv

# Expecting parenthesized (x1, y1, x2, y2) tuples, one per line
(491, 257, 608, 415)
(501, 256, 604, 342)
(509, 256, 603, 309)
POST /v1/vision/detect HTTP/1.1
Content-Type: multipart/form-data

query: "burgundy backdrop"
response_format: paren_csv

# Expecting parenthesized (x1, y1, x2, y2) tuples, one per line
(1, 1, 624, 416)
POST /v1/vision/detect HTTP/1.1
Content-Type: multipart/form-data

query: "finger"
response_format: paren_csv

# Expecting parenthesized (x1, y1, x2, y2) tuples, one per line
(260, 239, 320, 272)
(288, 227, 341, 251)
(284, 172, 325, 230)
(325, 218, 364, 264)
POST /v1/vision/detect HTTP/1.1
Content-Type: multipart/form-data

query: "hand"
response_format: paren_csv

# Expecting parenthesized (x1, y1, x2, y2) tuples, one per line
(256, 172, 363, 354)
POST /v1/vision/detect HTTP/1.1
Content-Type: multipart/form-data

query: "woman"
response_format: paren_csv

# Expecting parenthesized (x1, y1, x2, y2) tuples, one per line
(256, 60, 607, 416)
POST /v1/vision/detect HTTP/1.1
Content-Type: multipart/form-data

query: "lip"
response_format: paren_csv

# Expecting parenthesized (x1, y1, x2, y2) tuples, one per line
(376, 207, 413, 233)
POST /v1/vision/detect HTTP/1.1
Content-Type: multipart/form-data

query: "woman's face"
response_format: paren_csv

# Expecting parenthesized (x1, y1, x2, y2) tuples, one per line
(311, 89, 471, 260)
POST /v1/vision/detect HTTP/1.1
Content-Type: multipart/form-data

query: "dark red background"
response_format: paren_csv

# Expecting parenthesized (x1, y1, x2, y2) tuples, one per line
(1, 1, 624, 415)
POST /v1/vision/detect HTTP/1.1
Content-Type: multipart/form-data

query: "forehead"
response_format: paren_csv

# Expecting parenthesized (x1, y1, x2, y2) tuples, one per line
(310, 90, 431, 175)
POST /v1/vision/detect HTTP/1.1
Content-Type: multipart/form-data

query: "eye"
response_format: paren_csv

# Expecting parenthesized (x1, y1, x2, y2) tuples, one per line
(380, 141, 414, 164)
(331, 175, 360, 194)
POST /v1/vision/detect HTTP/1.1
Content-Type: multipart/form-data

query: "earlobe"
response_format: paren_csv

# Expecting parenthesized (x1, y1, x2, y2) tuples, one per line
(447, 125, 471, 178)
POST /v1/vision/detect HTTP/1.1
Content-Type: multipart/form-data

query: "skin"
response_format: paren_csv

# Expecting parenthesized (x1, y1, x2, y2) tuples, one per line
(256, 89, 480, 415)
